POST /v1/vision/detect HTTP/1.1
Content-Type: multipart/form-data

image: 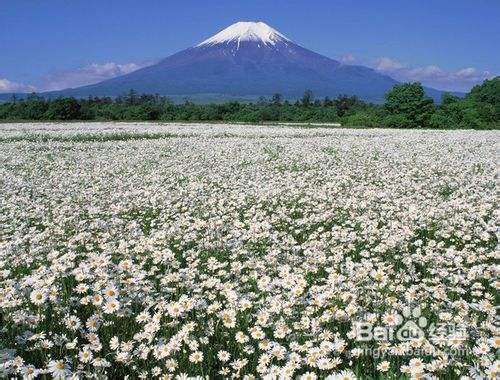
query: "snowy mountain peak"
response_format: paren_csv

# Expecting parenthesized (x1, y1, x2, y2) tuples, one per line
(197, 21, 290, 47)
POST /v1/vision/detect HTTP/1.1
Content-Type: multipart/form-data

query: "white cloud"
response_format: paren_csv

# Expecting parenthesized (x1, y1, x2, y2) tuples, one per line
(0, 78, 36, 93)
(455, 67, 475, 77)
(1, 61, 152, 94)
(41, 62, 151, 91)
(340, 53, 356, 64)
(373, 57, 495, 92)
(375, 57, 405, 71)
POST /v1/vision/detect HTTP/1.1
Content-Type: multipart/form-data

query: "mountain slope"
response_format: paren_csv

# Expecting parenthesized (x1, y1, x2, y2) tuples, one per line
(17, 21, 449, 102)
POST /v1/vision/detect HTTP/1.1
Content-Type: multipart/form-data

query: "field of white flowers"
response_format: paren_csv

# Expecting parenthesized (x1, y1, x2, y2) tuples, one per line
(0, 123, 498, 380)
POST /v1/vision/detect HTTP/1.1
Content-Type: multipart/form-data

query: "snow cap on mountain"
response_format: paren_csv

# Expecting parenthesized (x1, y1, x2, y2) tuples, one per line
(197, 21, 290, 47)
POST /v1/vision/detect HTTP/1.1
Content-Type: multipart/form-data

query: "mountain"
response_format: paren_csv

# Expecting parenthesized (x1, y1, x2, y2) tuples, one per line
(2, 22, 450, 103)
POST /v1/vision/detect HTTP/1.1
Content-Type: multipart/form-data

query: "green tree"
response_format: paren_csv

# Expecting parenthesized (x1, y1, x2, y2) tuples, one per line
(17, 95, 48, 120)
(125, 89, 138, 106)
(301, 90, 314, 107)
(334, 95, 364, 117)
(384, 114, 411, 128)
(429, 93, 480, 129)
(271, 93, 283, 106)
(323, 97, 334, 107)
(44, 98, 82, 120)
(384, 82, 435, 128)
(467, 77, 499, 126)
(343, 110, 381, 128)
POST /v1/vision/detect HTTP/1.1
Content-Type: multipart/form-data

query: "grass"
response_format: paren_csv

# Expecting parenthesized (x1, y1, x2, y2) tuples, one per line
(0, 132, 191, 143)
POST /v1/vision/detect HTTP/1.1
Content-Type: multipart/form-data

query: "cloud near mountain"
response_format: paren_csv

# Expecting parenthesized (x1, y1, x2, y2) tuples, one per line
(0, 78, 36, 93)
(1, 62, 152, 94)
(373, 57, 494, 92)
(41, 62, 152, 91)
(337, 54, 494, 93)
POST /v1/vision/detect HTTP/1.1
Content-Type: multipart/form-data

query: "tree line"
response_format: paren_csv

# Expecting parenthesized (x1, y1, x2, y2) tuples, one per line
(0, 78, 498, 129)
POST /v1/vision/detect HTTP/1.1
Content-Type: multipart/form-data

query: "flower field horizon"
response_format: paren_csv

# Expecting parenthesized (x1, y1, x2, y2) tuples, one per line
(0, 123, 498, 379)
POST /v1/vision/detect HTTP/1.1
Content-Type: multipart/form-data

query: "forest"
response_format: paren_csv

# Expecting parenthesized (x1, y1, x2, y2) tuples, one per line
(0, 78, 498, 129)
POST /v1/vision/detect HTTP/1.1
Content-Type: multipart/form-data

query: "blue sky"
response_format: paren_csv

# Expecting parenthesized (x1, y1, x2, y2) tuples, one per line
(0, 0, 498, 93)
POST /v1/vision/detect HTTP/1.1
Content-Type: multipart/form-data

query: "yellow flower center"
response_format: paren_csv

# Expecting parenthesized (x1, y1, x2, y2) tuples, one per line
(55, 362, 65, 370)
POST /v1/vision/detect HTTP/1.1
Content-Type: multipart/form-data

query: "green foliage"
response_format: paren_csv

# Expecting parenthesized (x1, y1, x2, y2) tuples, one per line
(334, 95, 364, 117)
(301, 90, 314, 107)
(19, 94, 49, 120)
(384, 82, 435, 128)
(430, 94, 483, 129)
(429, 77, 500, 129)
(44, 98, 82, 120)
(343, 110, 382, 128)
(0, 78, 498, 129)
(466, 77, 499, 127)
(383, 114, 411, 128)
